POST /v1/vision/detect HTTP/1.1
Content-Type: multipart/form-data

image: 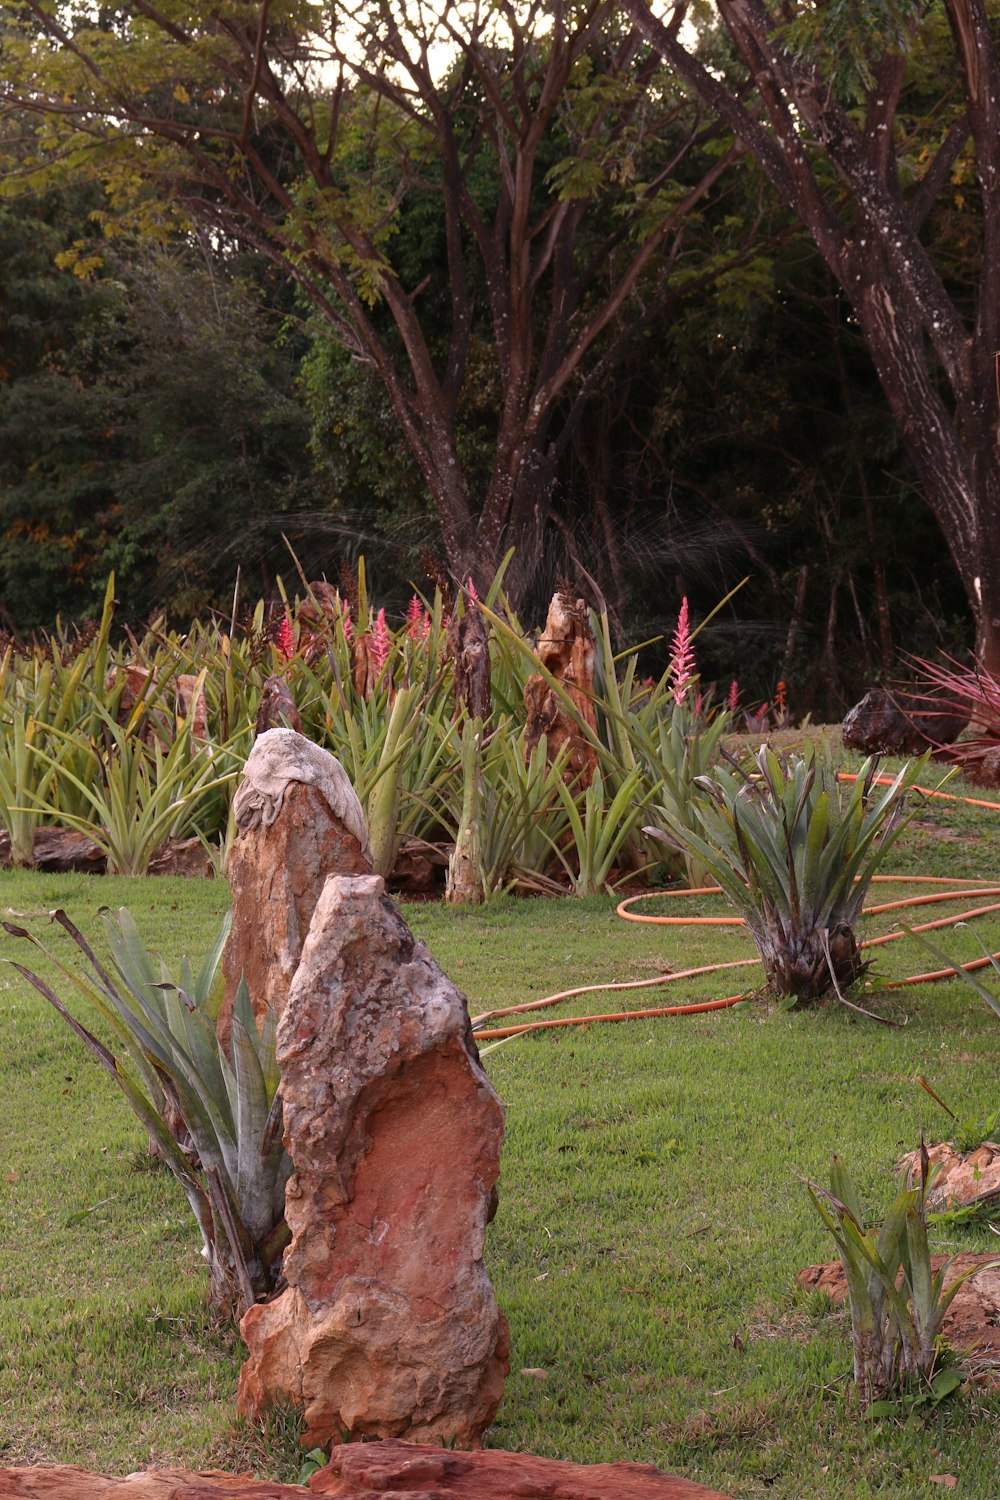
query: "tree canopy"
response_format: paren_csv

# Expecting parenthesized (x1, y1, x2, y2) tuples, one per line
(624, 0, 1000, 672)
(0, 0, 987, 710)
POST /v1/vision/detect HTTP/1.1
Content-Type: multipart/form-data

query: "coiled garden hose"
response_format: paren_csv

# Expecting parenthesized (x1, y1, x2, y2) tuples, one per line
(473, 785, 1000, 1041)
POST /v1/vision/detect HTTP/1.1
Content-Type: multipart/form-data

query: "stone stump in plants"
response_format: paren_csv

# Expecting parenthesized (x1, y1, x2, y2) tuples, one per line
(238, 872, 509, 1448)
(523, 590, 598, 787)
(220, 728, 372, 1046)
(448, 602, 491, 719)
(842, 688, 968, 755)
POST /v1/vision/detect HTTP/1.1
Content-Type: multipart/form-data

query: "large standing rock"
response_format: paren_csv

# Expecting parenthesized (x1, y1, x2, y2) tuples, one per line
(112, 664, 210, 743)
(523, 591, 598, 786)
(220, 729, 372, 1045)
(238, 873, 508, 1449)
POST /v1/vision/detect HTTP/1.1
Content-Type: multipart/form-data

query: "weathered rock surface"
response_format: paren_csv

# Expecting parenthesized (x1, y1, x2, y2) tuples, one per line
(798, 1253, 1000, 1360)
(447, 604, 491, 719)
(113, 665, 210, 743)
(0, 1468, 303, 1499)
(841, 688, 968, 755)
(255, 676, 303, 738)
(523, 591, 598, 786)
(220, 729, 372, 1043)
(314, 1439, 736, 1497)
(238, 873, 508, 1449)
(899, 1140, 1000, 1215)
(0, 1448, 736, 1500)
(0, 828, 106, 874)
(148, 837, 215, 879)
(0, 831, 214, 878)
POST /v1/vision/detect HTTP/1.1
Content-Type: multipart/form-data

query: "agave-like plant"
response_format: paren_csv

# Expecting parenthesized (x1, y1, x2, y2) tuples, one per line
(803, 1150, 997, 1406)
(4, 908, 291, 1317)
(663, 748, 927, 1004)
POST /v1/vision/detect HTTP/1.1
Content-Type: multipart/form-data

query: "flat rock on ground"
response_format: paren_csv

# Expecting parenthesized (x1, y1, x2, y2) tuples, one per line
(0, 1446, 735, 1500)
(899, 1140, 1000, 1216)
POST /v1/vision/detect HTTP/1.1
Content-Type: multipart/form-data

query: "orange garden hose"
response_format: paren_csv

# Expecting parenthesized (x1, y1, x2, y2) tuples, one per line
(474, 791, 1000, 1041)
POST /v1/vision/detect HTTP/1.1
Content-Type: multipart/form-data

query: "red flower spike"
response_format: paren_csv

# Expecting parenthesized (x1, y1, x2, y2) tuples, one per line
(372, 607, 392, 675)
(275, 610, 296, 661)
(669, 597, 696, 707)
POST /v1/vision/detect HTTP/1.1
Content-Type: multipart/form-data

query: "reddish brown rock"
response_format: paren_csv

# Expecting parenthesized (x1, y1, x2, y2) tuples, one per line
(0, 828, 107, 874)
(112, 665, 210, 743)
(255, 676, 303, 738)
(220, 730, 371, 1044)
(0, 1468, 303, 1499)
(313, 1440, 735, 1497)
(798, 1252, 1000, 1360)
(297, 581, 344, 664)
(898, 1140, 1000, 1216)
(387, 847, 439, 896)
(523, 591, 598, 786)
(447, 604, 491, 719)
(0, 1450, 735, 1500)
(841, 688, 968, 755)
(148, 837, 215, 879)
(238, 873, 508, 1449)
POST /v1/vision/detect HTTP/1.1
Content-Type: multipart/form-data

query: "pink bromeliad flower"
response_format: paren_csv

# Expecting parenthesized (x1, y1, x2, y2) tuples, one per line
(466, 576, 479, 603)
(405, 595, 425, 639)
(274, 609, 296, 661)
(341, 601, 354, 644)
(669, 597, 696, 706)
(371, 607, 392, 676)
(728, 679, 739, 714)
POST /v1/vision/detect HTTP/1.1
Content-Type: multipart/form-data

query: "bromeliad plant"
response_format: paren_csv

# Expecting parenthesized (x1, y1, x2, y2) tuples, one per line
(4, 908, 291, 1318)
(803, 1150, 996, 1407)
(664, 748, 927, 1004)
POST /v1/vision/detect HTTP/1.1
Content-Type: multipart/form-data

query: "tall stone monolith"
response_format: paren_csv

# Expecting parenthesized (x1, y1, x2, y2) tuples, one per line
(219, 728, 372, 1046)
(238, 872, 509, 1448)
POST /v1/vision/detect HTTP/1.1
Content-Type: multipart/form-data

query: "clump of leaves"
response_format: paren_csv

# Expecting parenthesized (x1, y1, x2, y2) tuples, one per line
(803, 1148, 996, 1407)
(661, 747, 927, 1005)
(4, 908, 291, 1318)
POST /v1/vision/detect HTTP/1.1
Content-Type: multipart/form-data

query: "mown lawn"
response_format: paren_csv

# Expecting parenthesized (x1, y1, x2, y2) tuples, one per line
(2, 757, 1000, 1498)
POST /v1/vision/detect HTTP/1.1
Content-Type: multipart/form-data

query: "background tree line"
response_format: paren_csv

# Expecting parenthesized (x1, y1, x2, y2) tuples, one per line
(0, 1, 984, 716)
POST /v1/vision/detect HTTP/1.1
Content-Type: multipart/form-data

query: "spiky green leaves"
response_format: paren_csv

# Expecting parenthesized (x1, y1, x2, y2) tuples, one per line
(803, 1151, 1000, 1405)
(3, 906, 290, 1316)
(664, 747, 929, 1003)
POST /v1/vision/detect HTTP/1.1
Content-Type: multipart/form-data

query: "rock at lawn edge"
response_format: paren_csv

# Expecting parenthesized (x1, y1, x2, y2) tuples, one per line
(314, 1440, 736, 1497)
(219, 728, 372, 1046)
(0, 1451, 736, 1499)
(237, 873, 509, 1449)
(0, 1469, 304, 1498)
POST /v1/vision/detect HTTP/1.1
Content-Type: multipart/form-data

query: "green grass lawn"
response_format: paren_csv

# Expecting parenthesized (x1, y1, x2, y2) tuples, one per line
(3, 759, 1000, 1497)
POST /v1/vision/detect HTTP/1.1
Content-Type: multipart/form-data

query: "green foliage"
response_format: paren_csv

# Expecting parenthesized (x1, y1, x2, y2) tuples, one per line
(778, 0, 925, 99)
(803, 1150, 996, 1405)
(29, 705, 237, 877)
(665, 748, 928, 1003)
(3, 905, 291, 1317)
(549, 766, 653, 898)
